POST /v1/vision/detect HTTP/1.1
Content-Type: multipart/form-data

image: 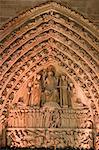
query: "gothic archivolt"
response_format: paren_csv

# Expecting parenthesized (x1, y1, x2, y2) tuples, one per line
(0, 1, 99, 149)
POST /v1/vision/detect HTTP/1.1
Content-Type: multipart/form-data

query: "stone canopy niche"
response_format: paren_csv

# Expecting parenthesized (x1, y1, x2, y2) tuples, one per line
(0, 1, 99, 149)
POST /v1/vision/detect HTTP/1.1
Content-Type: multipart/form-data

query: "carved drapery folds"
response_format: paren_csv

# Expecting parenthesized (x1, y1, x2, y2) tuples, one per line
(6, 66, 94, 149)
(0, 1, 99, 149)
(7, 106, 93, 149)
(17, 66, 73, 108)
(27, 75, 41, 106)
(8, 107, 92, 129)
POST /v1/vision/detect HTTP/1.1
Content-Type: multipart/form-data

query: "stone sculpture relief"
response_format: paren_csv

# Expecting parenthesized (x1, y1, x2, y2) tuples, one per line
(43, 70, 59, 104)
(0, 2, 99, 149)
(7, 128, 93, 149)
(5, 66, 95, 148)
(18, 66, 73, 108)
(7, 102, 93, 148)
(27, 74, 41, 106)
(8, 113, 93, 148)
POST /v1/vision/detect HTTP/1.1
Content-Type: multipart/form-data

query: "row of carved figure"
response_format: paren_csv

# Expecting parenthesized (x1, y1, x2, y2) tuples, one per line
(0, 12, 98, 87)
(0, 38, 98, 109)
(20, 69, 73, 107)
(0, 59, 98, 128)
(7, 128, 93, 149)
(0, 35, 98, 114)
(0, 19, 98, 65)
(8, 106, 92, 129)
(0, 9, 98, 49)
(0, 21, 98, 77)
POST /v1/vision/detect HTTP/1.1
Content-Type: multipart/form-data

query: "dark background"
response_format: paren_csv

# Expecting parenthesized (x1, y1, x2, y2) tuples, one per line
(0, 0, 99, 28)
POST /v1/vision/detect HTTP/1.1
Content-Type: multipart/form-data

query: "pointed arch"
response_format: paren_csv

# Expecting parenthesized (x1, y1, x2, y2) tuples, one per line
(0, 1, 99, 138)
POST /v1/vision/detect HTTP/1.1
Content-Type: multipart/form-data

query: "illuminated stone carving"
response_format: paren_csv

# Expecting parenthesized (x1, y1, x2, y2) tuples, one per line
(27, 75, 41, 106)
(7, 105, 93, 147)
(7, 128, 93, 149)
(0, 1, 99, 149)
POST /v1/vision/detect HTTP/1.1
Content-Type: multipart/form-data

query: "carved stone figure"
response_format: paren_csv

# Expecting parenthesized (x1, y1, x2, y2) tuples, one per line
(60, 75, 72, 107)
(60, 75, 68, 107)
(67, 81, 73, 107)
(44, 70, 59, 103)
(0, 1, 98, 149)
(28, 74, 41, 107)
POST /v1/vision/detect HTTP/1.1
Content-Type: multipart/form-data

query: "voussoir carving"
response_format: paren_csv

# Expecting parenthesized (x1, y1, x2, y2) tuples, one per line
(0, 1, 99, 149)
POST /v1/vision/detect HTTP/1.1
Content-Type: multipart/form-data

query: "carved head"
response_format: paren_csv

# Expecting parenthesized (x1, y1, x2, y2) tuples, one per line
(48, 71, 53, 77)
(36, 74, 41, 80)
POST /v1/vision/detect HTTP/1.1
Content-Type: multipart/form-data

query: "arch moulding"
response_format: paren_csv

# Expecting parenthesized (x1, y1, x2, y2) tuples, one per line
(0, 1, 99, 149)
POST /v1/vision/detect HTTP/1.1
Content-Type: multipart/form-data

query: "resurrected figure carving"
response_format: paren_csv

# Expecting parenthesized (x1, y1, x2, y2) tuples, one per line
(28, 74, 41, 106)
(44, 71, 59, 103)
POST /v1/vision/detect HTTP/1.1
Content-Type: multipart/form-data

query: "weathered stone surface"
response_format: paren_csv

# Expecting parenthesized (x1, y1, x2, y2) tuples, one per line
(0, 1, 99, 149)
